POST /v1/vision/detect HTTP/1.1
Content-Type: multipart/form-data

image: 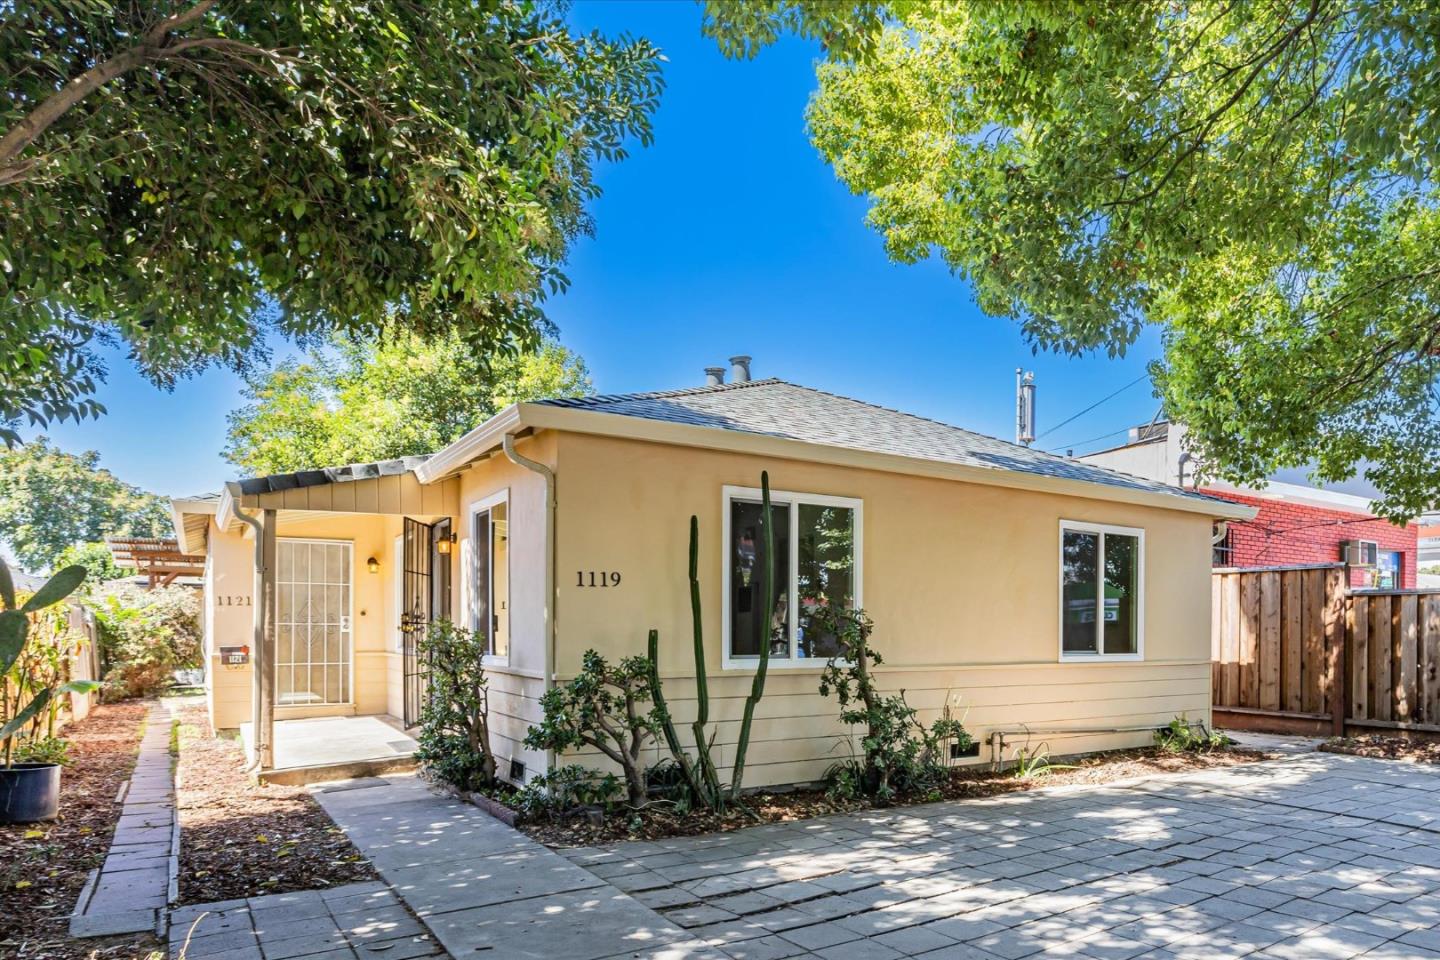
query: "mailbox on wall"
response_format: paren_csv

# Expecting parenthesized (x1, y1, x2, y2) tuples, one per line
(219, 645, 250, 666)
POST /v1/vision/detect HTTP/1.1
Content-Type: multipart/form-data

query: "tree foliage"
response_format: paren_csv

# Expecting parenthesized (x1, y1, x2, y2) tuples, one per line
(0, 438, 170, 573)
(706, 1, 1440, 519)
(0, 1, 662, 445)
(223, 333, 591, 475)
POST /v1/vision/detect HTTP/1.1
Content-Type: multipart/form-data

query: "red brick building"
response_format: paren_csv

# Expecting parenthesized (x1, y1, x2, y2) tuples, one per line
(1204, 488, 1417, 589)
(1080, 422, 1418, 589)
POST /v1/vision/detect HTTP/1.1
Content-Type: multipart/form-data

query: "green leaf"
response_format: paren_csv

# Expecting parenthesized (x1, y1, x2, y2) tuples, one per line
(20, 565, 87, 613)
(1, 689, 52, 741)
(56, 680, 102, 696)
(0, 559, 14, 610)
(0, 611, 26, 675)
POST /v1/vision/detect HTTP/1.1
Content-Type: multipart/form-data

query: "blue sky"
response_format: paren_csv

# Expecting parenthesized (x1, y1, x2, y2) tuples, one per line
(23, 0, 1164, 499)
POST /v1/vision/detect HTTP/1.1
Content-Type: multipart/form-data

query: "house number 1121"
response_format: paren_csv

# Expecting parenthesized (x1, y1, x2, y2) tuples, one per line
(576, 571, 621, 588)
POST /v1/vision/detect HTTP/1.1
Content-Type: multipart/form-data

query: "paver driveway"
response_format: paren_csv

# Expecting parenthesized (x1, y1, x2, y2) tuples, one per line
(561, 751, 1440, 959)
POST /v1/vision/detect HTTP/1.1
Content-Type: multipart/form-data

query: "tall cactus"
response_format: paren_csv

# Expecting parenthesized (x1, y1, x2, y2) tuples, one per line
(729, 470, 775, 800)
(650, 516, 728, 810)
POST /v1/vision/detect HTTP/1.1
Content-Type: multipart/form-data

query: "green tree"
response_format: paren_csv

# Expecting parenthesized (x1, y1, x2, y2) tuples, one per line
(705, 1, 1440, 519)
(224, 334, 592, 475)
(0, 439, 171, 573)
(53, 542, 129, 588)
(1, 1, 662, 445)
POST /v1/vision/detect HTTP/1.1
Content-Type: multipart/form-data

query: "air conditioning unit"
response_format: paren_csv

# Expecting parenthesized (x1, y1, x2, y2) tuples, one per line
(1341, 540, 1378, 567)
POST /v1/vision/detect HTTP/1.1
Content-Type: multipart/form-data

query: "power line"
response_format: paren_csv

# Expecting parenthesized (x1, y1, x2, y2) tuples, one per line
(1045, 426, 1132, 455)
(1034, 373, 1149, 443)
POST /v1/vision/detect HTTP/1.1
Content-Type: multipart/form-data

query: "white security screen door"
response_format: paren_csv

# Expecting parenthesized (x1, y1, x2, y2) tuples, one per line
(276, 539, 353, 705)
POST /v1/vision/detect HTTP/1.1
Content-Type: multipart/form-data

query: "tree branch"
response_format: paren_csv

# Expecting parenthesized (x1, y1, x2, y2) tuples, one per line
(0, 0, 219, 181)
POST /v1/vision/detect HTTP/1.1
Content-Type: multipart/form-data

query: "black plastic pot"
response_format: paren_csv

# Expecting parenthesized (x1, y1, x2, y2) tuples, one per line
(0, 762, 61, 823)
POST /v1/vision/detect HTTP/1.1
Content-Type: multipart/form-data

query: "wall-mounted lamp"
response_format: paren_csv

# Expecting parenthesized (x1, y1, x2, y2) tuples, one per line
(366, 556, 380, 574)
(436, 532, 457, 555)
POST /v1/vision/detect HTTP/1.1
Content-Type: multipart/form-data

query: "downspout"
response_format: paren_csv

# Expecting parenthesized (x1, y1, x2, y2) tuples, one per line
(501, 433, 557, 778)
(228, 492, 269, 775)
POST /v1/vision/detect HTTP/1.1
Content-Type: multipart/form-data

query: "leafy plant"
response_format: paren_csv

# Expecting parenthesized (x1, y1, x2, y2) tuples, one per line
(414, 619, 498, 791)
(1, 559, 99, 767)
(524, 650, 658, 808)
(512, 764, 623, 822)
(1010, 743, 1075, 780)
(816, 606, 972, 802)
(1154, 717, 1229, 754)
(15, 736, 69, 766)
(89, 583, 201, 699)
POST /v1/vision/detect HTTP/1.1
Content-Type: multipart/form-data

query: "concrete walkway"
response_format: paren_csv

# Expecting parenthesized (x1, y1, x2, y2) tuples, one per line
(168, 880, 445, 960)
(311, 775, 707, 960)
(70, 701, 178, 938)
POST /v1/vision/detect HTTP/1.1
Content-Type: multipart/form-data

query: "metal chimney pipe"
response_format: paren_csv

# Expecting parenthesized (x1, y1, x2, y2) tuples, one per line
(730, 355, 752, 383)
(704, 367, 726, 387)
(1015, 369, 1036, 446)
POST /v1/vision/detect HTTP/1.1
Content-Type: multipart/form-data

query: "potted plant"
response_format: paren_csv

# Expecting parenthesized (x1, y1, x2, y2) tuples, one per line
(1, 559, 97, 823)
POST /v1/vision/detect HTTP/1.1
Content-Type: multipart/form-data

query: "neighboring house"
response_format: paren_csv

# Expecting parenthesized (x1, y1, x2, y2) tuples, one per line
(172, 365, 1253, 786)
(1080, 421, 1418, 589)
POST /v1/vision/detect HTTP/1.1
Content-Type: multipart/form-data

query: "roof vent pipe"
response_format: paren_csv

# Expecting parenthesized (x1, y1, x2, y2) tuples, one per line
(730, 355, 752, 383)
(704, 366, 726, 387)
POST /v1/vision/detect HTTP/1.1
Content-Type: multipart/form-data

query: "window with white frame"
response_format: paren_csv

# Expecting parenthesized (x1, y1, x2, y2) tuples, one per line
(1059, 521, 1143, 660)
(469, 493, 510, 659)
(723, 486, 861, 666)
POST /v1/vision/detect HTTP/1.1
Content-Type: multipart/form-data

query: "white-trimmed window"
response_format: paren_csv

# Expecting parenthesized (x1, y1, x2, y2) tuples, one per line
(1059, 520, 1143, 661)
(722, 485, 862, 668)
(468, 491, 510, 661)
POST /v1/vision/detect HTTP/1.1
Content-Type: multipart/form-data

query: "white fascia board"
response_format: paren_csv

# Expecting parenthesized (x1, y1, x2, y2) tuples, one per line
(414, 404, 523, 484)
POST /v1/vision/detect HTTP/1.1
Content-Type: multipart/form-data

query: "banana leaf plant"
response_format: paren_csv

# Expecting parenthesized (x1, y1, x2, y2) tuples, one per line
(1, 559, 99, 767)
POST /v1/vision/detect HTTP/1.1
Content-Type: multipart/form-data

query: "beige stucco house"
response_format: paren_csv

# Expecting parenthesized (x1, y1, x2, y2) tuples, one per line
(172, 365, 1254, 785)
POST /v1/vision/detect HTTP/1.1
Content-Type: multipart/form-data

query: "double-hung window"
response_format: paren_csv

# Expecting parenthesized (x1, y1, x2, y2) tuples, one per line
(1059, 521, 1143, 661)
(723, 485, 862, 668)
(469, 492, 510, 660)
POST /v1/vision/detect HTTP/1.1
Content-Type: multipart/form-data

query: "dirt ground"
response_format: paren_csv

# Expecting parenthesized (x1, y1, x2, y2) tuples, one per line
(0, 700, 161, 960)
(1321, 733, 1440, 764)
(521, 744, 1274, 848)
(173, 703, 377, 905)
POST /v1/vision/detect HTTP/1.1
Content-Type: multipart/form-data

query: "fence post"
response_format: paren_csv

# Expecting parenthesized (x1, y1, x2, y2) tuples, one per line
(1328, 569, 1347, 736)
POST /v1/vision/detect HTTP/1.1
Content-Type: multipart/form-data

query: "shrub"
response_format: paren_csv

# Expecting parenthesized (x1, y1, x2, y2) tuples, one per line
(89, 582, 202, 699)
(524, 650, 657, 808)
(815, 606, 972, 802)
(414, 619, 497, 790)
(512, 764, 623, 821)
(1154, 717, 1229, 754)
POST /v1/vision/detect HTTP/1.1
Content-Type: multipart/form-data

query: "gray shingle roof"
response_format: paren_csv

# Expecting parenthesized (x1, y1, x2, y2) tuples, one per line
(539, 379, 1222, 505)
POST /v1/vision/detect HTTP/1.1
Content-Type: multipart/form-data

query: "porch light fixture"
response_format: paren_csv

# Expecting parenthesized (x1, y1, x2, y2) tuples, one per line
(367, 556, 380, 574)
(436, 532, 456, 555)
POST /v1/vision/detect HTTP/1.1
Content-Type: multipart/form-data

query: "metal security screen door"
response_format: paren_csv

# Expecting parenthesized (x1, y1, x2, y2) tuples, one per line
(401, 518, 433, 728)
(276, 540, 353, 706)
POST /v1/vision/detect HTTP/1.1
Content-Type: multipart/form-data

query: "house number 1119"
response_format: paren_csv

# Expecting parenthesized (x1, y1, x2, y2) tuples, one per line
(576, 571, 622, 588)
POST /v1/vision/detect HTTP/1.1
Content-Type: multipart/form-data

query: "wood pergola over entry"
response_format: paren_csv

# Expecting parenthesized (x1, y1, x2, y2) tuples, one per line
(106, 536, 205, 588)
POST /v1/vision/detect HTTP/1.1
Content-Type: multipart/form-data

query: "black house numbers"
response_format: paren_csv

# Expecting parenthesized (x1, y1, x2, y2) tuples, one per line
(575, 570, 622, 588)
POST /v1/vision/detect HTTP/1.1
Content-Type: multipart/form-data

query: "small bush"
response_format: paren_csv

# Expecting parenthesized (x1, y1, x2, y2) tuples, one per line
(15, 736, 70, 766)
(513, 764, 623, 821)
(1154, 717, 1229, 754)
(414, 619, 498, 790)
(90, 583, 201, 699)
(815, 606, 972, 802)
(524, 650, 658, 808)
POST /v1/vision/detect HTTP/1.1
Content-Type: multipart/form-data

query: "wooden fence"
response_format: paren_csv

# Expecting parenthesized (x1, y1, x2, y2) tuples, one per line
(1211, 563, 1440, 737)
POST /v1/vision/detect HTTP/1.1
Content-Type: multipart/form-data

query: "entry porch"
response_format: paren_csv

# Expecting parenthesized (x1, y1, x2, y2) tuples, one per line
(239, 714, 419, 785)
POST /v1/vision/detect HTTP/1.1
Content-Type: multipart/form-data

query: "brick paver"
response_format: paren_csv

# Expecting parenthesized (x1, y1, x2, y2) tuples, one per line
(557, 751, 1440, 959)
(70, 701, 177, 938)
